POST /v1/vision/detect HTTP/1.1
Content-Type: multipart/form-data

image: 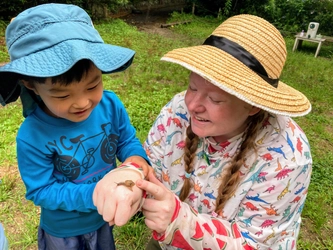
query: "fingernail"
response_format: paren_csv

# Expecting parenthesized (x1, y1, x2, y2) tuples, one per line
(136, 179, 143, 186)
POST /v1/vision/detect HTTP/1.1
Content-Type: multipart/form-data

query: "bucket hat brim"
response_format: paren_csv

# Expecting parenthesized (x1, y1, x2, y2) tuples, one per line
(0, 40, 135, 77)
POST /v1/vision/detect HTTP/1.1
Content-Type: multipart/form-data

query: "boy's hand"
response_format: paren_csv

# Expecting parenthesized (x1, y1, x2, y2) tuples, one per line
(123, 155, 153, 178)
(93, 168, 143, 226)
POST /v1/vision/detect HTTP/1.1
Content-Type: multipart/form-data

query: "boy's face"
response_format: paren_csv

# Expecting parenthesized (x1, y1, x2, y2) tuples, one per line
(25, 64, 104, 122)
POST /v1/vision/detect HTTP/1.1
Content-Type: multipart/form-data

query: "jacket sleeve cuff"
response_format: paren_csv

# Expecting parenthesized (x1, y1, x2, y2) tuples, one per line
(152, 195, 181, 241)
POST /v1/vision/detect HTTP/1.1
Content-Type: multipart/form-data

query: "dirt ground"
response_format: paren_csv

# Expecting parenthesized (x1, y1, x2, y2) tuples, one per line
(117, 10, 177, 38)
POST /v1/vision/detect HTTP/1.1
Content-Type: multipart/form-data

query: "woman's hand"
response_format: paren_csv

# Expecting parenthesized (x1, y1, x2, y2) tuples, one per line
(136, 172, 176, 234)
(93, 168, 143, 226)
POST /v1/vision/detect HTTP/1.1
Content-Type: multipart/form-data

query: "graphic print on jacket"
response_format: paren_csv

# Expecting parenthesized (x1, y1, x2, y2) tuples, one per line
(48, 122, 119, 181)
(144, 92, 312, 249)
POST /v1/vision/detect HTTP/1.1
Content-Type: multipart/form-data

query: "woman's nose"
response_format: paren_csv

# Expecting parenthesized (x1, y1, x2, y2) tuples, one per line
(187, 94, 205, 113)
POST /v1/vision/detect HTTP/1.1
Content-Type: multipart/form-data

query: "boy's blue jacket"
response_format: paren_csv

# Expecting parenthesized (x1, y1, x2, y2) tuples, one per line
(16, 90, 148, 237)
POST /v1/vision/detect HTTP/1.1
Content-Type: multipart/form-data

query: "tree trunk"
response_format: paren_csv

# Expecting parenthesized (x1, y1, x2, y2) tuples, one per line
(145, 3, 151, 23)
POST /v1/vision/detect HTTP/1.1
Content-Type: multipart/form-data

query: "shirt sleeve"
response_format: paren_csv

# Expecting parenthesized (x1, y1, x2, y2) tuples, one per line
(153, 196, 254, 250)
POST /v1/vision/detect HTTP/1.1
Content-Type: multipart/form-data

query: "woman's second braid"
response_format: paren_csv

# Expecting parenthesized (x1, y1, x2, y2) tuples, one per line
(214, 110, 269, 213)
(179, 111, 268, 206)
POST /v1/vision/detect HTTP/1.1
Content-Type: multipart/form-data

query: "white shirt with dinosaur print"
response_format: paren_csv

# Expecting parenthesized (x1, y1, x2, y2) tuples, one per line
(143, 91, 312, 250)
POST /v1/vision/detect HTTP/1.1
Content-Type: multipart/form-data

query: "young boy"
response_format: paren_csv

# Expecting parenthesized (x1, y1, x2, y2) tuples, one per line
(0, 4, 150, 249)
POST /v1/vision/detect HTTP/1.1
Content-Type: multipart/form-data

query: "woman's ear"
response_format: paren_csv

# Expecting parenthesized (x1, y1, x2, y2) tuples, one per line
(20, 80, 39, 95)
(249, 106, 261, 116)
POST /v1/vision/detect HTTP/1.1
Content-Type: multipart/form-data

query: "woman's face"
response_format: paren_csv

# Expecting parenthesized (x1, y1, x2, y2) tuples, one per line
(185, 73, 260, 142)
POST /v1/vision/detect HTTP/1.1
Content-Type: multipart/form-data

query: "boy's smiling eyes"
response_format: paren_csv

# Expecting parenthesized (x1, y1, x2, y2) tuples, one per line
(49, 89, 70, 99)
(52, 84, 99, 99)
(87, 84, 98, 91)
(55, 95, 69, 99)
(48, 76, 102, 99)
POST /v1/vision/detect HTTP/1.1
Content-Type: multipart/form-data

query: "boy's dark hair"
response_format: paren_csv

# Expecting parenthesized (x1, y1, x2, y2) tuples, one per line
(20, 59, 92, 86)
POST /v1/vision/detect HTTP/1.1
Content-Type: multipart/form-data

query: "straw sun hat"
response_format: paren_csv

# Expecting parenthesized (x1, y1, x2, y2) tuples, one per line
(161, 14, 311, 117)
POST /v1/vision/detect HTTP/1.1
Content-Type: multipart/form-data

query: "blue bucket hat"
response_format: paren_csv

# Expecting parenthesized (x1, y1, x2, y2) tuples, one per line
(0, 3, 135, 114)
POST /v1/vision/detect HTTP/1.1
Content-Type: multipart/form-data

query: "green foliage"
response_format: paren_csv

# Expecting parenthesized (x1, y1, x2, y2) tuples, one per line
(237, 0, 270, 17)
(0, 0, 23, 21)
(263, 0, 333, 34)
(270, 0, 312, 32)
(0, 0, 85, 20)
(312, 0, 333, 35)
(0, 19, 7, 35)
(184, 0, 333, 35)
(1, 0, 333, 34)
(223, 0, 232, 16)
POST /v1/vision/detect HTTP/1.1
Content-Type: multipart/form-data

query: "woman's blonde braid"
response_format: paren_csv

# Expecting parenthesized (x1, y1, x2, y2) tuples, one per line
(214, 110, 269, 212)
(179, 124, 199, 201)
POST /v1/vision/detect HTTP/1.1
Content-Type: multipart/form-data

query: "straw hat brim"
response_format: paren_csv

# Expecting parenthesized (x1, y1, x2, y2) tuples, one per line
(161, 45, 311, 117)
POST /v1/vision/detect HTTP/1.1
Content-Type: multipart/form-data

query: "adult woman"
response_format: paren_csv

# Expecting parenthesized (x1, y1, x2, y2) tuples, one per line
(137, 14, 312, 249)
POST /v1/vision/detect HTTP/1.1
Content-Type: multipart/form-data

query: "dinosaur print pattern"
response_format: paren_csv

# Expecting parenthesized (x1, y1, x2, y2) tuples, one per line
(144, 92, 312, 250)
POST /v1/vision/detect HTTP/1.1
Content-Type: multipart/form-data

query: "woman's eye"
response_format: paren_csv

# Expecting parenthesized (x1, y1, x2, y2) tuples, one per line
(209, 97, 223, 103)
(188, 85, 196, 91)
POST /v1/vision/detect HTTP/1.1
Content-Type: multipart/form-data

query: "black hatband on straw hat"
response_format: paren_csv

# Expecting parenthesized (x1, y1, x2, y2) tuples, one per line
(203, 35, 279, 88)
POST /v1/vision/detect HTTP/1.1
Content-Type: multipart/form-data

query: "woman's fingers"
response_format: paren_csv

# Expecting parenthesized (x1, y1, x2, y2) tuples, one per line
(137, 172, 177, 233)
(136, 172, 166, 201)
